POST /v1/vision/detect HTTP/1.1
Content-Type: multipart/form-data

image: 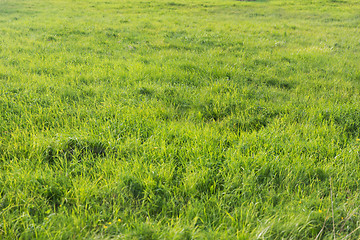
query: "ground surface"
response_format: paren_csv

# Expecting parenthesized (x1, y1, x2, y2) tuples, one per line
(1, 0, 360, 239)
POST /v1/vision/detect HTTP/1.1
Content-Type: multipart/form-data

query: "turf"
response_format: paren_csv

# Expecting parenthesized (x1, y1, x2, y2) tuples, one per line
(1, 0, 360, 239)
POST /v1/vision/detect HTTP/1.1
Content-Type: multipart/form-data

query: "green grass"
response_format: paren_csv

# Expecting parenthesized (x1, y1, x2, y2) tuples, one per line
(1, 0, 360, 238)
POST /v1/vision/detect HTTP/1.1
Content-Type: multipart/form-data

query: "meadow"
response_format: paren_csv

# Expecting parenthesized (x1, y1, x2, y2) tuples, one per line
(1, 0, 360, 238)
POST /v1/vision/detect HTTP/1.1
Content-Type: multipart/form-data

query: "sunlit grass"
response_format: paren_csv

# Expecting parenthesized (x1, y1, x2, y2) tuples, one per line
(1, 0, 360, 238)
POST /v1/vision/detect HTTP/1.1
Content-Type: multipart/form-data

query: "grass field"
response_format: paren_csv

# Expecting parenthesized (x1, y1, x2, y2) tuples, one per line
(1, 0, 360, 238)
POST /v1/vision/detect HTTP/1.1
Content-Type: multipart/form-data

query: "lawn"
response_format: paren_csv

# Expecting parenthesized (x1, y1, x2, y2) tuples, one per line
(1, 0, 360, 238)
